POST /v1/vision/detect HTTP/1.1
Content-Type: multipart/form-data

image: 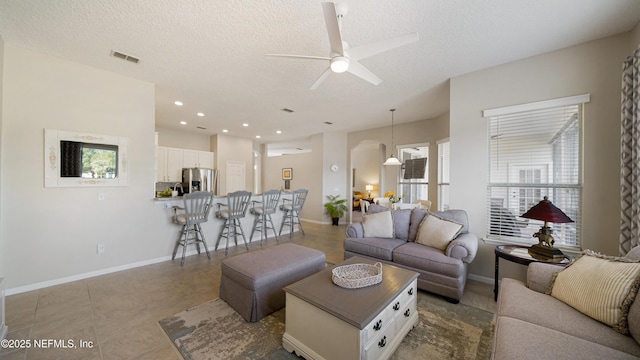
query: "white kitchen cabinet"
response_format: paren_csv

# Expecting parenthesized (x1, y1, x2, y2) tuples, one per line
(183, 149, 214, 169)
(156, 146, 183, 182)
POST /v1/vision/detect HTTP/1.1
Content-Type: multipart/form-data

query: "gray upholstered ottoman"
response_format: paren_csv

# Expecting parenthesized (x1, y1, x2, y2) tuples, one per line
(219, 243, 326, 322)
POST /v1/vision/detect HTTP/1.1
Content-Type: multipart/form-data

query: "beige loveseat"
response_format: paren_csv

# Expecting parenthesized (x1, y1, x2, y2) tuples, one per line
(493, 248, 640, 360)
(344, 205, 478, 302)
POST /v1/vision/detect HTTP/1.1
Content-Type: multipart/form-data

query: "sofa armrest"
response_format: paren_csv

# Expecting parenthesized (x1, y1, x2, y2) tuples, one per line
(345, 223, 364, 238)
(527, 262, 563, 293)
(445, 232, 478, 264)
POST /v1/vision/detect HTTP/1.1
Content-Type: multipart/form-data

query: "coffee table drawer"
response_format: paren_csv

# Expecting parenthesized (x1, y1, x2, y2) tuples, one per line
(364, 317, 397, 360)
(363, 303, 393, 345)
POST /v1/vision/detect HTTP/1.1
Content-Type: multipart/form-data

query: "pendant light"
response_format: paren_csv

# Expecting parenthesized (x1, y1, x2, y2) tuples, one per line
(383, 109, 402, 166)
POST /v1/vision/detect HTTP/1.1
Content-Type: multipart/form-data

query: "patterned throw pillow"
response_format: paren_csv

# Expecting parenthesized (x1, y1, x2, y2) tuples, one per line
(414, 214, 463, 251)
(362, 210, 394, 238)
(550, 250, 640, 334)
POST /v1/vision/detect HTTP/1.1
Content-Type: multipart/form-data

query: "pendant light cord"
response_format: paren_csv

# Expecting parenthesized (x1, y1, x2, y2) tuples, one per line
(390, 109, 396, 155)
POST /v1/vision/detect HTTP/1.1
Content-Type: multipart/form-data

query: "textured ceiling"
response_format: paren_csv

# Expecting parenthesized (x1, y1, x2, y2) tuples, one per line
(1, 0, 640, 147)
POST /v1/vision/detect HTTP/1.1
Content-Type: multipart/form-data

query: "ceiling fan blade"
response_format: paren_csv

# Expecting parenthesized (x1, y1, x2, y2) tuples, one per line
(266, 54, 331, 61)
(349, 32, 419, 61)
(310, 67, 332, 90)
(347, 60, 382, 86)
(322, 2, 344, 56)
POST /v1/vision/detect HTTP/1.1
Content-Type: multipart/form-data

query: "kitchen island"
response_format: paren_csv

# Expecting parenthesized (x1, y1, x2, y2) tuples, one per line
(154, 192, 294, 258)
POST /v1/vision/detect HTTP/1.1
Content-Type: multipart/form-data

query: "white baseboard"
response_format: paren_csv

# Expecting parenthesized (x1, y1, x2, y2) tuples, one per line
(468, 273, 494, 285)
(7, 228, 297, 296)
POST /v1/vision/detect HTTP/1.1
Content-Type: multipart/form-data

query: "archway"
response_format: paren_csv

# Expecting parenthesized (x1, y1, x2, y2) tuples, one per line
(349, 140, 386, 223)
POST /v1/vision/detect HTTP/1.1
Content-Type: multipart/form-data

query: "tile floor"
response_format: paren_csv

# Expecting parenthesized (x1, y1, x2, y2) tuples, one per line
(0, 221, 495, 359)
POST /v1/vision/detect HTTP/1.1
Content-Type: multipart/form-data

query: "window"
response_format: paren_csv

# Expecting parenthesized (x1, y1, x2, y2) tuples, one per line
(437, 140, 450, 211)
(398, 145, 428, 204)
(484, 94, 588, 249)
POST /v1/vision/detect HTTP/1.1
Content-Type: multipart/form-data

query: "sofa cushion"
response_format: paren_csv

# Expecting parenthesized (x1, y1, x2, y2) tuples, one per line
(392, 209, 412, 241)
(343, 237, 406, 261)
(628, 292, 640, 346)
(493, 316, 639, 360)
(392, 242, 465, 279)
(626, 245, 640, 261)
(408, 209, 429, 241)
(362, 211, 394, 238)
(550, 251, 640, 334)
(498, 278, 640, 357)
(415, 214, 463, 251)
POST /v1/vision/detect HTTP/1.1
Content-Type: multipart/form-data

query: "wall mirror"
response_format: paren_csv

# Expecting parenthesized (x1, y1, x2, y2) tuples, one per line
(44, 129, 129, 187)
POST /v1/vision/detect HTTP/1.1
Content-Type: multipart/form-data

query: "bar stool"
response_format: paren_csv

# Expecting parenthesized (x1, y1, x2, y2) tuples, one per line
(249, 189, 281, 246)
(279, 189, 308, 238)
(214, 190, 252, 255)
(171, 191, 214, 266)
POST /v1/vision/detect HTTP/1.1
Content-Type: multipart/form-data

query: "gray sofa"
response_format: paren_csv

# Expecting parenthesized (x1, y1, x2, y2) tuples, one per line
(344, 207, 478, 302)
(493, 258, 640, 359)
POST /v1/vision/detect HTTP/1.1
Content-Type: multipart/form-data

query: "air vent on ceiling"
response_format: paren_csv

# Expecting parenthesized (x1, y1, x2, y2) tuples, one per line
(281, 108, 295, 113)
(197, 126, 207, 130)
(110, 50, 140, 64)
(324, 121, 333, 125)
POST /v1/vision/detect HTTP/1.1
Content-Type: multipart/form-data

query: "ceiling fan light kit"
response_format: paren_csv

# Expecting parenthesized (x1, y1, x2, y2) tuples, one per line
(267, 2, 418, 90)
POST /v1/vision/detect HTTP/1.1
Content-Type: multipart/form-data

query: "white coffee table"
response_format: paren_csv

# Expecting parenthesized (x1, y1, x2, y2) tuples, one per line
(283, 257, 419, 360)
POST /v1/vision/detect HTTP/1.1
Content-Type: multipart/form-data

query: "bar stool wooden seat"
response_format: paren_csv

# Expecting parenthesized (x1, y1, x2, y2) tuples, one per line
(279, 189, 308, 238)
(171, 191, 214, 266)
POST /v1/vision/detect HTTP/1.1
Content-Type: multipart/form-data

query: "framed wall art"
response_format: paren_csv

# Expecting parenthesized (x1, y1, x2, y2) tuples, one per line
(282, 168, 293, 180)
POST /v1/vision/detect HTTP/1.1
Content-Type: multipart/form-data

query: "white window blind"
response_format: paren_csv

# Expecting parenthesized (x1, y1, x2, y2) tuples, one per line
(438, 140, 450, 211)
(485, 97, 585, 249)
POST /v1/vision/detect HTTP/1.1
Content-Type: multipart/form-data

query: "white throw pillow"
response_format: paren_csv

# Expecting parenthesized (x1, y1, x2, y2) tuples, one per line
(415, 214, 463, 251)
(362, 210, 394, 238)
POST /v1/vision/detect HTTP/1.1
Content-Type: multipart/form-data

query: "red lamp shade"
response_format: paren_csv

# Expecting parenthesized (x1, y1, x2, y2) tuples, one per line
(520, 196, 573, 224)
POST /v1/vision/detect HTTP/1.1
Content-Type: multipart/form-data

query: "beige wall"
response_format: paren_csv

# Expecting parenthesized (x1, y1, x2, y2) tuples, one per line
(211, 134, 254, 194)
(450, 32, 631, 282)
(155, 126, 210, 151)
(1, 44, 161, 290)
(0, 36, 4, 278)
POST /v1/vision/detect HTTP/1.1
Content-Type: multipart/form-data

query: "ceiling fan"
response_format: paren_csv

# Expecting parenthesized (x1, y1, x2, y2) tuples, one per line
(267, 2, 419, 90)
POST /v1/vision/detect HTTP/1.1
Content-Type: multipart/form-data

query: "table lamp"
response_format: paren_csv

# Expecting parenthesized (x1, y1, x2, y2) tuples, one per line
(520, 196, 573, 260)
(365, 184, 373, 198)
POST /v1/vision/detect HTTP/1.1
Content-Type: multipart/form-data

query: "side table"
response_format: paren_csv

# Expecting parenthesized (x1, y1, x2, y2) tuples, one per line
(494, 244, 571, 301)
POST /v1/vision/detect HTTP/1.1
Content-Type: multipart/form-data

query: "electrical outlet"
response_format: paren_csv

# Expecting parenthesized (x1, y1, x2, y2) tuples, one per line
(163, 203, 170, 209)
(98, 193, 105, 201)
(97, 244, 105, 254)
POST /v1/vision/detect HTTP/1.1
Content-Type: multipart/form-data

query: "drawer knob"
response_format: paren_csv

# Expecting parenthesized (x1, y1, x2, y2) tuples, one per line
(378, 336, 387, 348)
(404, 308, 411, 317)
(408, 288, 414, 296)
(373, 319, 382, 331)
(393, 301, 400, 311)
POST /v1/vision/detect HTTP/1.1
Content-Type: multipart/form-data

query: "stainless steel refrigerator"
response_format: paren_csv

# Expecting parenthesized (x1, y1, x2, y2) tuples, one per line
(182, 168, 218, 194)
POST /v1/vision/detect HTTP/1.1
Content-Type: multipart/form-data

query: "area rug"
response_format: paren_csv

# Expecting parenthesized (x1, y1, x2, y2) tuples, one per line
(159, 291, 494, 360)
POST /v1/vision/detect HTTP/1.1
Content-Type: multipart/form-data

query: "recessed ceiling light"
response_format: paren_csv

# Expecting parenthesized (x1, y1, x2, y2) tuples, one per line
(255, 135, 261, 139)
(174, 101, 183, 106)
(276, 130, 282, 134)
(222, 129, 229, 133)
(197, 112, 204, 117)
(179, 121, 187, 125)
(242, 123, 249, 127)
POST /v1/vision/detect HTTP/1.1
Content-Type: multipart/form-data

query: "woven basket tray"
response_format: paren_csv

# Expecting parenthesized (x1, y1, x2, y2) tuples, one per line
(332, 262, 383, 289)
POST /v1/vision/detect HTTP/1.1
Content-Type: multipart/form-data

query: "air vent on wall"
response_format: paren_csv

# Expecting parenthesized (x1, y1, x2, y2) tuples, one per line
(110, 50, 140, 64)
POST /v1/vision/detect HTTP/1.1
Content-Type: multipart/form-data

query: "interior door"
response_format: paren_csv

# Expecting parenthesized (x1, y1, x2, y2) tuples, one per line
(226, 161, 246, 194)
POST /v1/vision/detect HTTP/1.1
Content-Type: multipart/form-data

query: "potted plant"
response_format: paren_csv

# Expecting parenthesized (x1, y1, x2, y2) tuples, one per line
(324, 194, 348, 226)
